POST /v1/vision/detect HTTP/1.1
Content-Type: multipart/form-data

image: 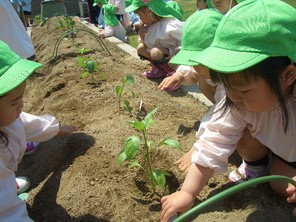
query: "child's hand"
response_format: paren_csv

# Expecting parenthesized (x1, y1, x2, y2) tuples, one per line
(161, 190, 195, 222)
(158, 72, 183, 91)
(286, 185, 296, 216)
(174, 147, 195, 173)
(57, 125, 77, 136)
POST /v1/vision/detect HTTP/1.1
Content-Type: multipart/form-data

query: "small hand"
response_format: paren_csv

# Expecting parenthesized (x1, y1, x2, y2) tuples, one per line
(286, 186, 296, 216)
(57, 125, 77, 136)
(161, 190, 195, 222)
(158, 72, 182, 91)
(174, 148, 195, 173)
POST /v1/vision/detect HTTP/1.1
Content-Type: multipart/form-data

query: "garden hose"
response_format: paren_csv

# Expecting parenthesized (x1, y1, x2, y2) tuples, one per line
(173, 175, 296, 222)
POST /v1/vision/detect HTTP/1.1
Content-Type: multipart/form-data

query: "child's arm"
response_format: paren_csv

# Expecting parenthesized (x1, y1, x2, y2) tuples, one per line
(161, 163, 213, 221)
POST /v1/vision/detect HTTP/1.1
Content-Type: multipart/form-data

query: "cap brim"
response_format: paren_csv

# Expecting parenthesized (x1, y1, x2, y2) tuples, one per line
(93, 3, 97, 6)
(191, 46, 269, 73)
(125, 5, 139, 13)
(170, 50, 200, 66)
(0, 59, 42, 96)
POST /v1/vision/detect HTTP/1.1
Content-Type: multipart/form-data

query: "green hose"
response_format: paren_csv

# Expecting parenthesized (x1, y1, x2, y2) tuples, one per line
(173, 175, 296, 222)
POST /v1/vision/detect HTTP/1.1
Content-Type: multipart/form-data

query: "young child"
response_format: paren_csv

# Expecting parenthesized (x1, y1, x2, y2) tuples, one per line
(97, 2, 128, 42)
(125, 0, 184, 79)
(0, 41, 77, 221)
(160, 0, 246, 170)
(93, 0, 107, 29)
(161, 0, 296, 221)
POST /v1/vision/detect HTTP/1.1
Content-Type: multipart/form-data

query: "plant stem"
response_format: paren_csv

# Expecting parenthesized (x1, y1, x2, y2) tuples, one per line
(142, 130, 155, 193)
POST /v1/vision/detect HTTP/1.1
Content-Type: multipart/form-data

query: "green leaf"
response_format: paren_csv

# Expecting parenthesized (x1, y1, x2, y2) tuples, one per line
(132, 121, 146, 131)
(128, 160, 142, 168)
(117, 151, 127, 165)
(128, 89, 135, 98)
(159, 138, 181, 149)
(151, 169, 166, 189)
(116, 86, 123, 96)
(81, 71, 89, 78)
(126, 75, 135, 84)
(142, 108, 158, 129)
(123, 136, 141, 160)
(77, 57, 86, 67)
(124, 100, 131, 113)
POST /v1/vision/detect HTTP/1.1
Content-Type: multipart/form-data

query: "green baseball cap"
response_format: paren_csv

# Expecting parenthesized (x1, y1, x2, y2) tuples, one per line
(191, 0, 296, 73)
(125, 0, 184, 21)
(103, 4, 119, 26)
(170, 9, 223, 66)
(93, 0, 107, 6)
(0, 41, 42, 96)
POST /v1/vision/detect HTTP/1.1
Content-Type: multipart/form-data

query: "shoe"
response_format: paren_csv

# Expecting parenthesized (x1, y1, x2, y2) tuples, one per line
(16, 176, 30, 195)
(143, 64, 166, 79)
(25, 142, 39, 155)
(157, 58, 175, 76)
(229, 160, 269, 183)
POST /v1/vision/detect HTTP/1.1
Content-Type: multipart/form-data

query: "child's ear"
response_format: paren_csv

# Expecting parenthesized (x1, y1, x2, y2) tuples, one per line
(281, 64, 296, 87)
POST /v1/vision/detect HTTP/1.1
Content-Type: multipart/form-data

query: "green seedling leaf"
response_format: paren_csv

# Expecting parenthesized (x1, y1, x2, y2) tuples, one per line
(128, 160, 142, 168)
(124, 100, 131, 114)
(159, 138, 181, 149)
(128, 89, 136, 98)
(117, 151, 127, 165)
(116, 86, 123, 96)
(143, 108, 158, 129)
(77, 57, 86, 67)
(126, 75, 135, 84)
(123, 136, 141, 160)
(128, 120, 146, 131)
(81, 71, 89, 78)
(151, 169, 166, 189)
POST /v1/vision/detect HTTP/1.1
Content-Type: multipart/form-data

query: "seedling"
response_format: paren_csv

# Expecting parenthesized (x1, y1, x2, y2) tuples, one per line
(117, 108, 180, 193)
(75, 44, 90, 55)
(77, 57, 100, 84)
(115, 75, 135, 115)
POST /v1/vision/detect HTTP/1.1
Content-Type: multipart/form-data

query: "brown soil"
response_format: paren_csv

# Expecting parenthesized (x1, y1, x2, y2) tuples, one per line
(18, 17, 294, 222)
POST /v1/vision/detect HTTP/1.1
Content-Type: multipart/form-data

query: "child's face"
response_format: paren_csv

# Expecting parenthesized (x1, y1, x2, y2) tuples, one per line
(224, 73, 278, 112)
(0, 82, 26, 127)
(135, 7, 155, 26)
(211, 0, 237, 13)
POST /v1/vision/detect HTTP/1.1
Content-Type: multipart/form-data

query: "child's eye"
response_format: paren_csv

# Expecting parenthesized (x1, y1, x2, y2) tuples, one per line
(240, 89, 251, 94)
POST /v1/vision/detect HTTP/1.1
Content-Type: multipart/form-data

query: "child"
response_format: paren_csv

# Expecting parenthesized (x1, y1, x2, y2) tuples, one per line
(20, 0, 31, 27)
(158, 9, 224, 95)
(161, 0, 296, 221)
(125, 0, 184, 78)
(98, 3, 127, 42)
(0, 41, 77, 221)
(93, 0, 108, 29)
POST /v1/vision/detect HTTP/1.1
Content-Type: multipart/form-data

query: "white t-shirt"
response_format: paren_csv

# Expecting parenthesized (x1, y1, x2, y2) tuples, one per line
(144, 18, 184, 56)
(108, 0, 126, 14)
(0, 112, 60, 221)
(0, 0, 35, 58)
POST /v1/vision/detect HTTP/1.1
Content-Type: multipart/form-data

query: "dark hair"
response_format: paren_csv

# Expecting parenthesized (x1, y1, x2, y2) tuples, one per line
(0, 95, 9, 146)
(210, 56, 294, 132)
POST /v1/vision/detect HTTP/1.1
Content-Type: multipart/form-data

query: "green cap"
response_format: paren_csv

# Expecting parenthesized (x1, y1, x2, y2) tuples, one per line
(125, 0, 184, 21)
(191, 0, 296, 73)
(103, 4, 119, 26)
(93, 0, 107, 6)
(0, 41, 42, 96)
(125, 0, 133, 8)
(170, 9, 223, 66)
